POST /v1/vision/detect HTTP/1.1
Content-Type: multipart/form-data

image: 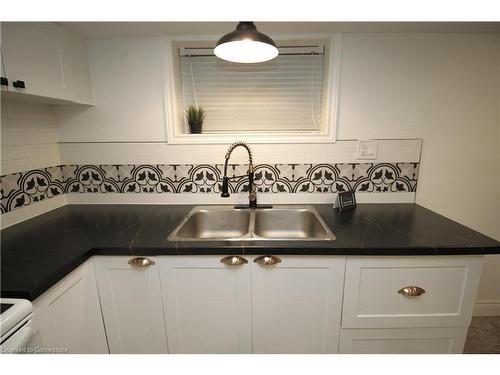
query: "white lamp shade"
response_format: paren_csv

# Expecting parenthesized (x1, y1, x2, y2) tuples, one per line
(214, 40, 279, 63)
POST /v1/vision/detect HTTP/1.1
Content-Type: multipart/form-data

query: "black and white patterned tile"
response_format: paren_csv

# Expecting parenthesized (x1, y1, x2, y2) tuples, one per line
(0, 162, 419, 214)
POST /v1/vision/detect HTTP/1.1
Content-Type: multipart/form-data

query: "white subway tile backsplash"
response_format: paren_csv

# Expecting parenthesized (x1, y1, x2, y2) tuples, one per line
(55, 139, 423, 166)
(305, 152, 328, 163)
(1, 100, 61, 175)
(340, 141, 358, 152)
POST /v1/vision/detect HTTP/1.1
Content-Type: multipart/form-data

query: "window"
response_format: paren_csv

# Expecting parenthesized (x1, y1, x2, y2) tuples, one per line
(165, 34, 341, 144)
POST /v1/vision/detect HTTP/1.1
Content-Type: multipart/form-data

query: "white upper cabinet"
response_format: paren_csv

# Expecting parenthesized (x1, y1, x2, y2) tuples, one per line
(251, 256, 346, 354)
(60, 27, 94, 104)
(93, 256, 168, 354)
(159, 256, 252, 354)
(1, 22, 93, 104)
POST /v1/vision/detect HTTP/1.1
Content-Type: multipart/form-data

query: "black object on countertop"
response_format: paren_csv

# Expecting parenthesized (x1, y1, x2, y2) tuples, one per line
(337, 190, 357, 212)
(1, 203, 499, 301)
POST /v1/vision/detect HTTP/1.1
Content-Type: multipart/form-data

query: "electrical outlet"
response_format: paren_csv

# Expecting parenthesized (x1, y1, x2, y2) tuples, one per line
(357, 140, 378, 160)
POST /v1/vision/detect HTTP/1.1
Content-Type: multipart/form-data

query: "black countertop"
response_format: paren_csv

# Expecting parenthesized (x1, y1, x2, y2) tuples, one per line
(1, 203, 499, 301)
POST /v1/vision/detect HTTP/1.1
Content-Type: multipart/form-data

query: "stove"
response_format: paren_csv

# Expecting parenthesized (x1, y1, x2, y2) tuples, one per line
(0, 298, 33, 353)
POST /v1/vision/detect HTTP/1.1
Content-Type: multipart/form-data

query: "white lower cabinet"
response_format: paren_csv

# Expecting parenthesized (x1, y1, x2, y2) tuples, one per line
(158, 256, 252, 354)
(93, 256, 168, 353)
(85, 254, 484, 354)
(158, 255, 345, 354)
(31, 259, 108, 353)
(339, 327, 468, 354)
(342, 256, 484, 329)
(339, 256, 484, 354)
(251, 256, 345, 353)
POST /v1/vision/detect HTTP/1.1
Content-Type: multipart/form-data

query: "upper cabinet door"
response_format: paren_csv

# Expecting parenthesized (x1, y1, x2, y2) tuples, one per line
(60, 28, 94, 104)
(2, 22, 68, 99)
(159, 256, 252, 354)
(251, 256, 346, 354)
(93, 256, 168, 354)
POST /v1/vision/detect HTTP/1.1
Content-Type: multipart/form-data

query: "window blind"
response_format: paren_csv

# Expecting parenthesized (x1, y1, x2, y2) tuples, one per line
(179, 49, 325, 133)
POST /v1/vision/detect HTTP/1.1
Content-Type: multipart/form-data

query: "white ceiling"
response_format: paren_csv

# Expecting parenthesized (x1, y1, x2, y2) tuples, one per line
(58, 22, 500, 38)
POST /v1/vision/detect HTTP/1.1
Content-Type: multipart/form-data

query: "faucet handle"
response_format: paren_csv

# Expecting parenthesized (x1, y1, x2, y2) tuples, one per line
(221, 176, 230, 198)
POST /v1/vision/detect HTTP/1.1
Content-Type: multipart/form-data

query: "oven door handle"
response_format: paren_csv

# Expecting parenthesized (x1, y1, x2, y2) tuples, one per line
(0, 322, 33, 352)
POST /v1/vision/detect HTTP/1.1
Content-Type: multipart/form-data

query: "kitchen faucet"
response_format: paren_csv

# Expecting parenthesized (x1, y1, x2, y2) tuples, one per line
(220, 141, 271, 209)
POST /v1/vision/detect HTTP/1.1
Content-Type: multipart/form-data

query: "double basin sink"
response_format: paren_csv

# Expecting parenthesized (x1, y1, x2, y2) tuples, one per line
(168, 205, 336, 242)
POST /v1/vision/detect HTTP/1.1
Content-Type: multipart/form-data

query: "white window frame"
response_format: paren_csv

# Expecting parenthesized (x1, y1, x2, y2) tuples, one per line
(162, 33, 342, 144)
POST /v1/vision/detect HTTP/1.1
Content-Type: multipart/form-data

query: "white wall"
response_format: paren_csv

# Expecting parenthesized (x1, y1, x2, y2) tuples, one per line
(1, 100, 61, 174)
(4, 32, 500, 310)
(338, 33, 500, 241)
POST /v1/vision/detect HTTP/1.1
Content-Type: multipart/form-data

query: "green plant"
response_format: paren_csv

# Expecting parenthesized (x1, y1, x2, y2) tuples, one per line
(184, 104, 206, 125)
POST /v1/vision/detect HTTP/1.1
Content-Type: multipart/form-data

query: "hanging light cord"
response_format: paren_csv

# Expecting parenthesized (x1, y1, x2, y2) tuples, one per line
(1, 49, 6, 77)
(188, 54, 199, 107)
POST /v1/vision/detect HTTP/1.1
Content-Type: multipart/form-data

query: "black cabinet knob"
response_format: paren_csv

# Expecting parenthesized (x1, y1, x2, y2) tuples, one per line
(12, 80, 26, 89)
(0, 77, 8, 86)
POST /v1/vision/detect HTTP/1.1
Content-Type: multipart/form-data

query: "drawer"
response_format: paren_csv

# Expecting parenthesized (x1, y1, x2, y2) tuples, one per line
(339, 327, 468, 354)
(342, 256, 483, 328)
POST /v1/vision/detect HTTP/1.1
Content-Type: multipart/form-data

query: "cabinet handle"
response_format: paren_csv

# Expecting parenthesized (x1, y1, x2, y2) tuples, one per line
(254, 255, 282, 266)
(12, 80, 25, 89)
(128, 257, 155, 267)
(398, 286, 426, 297)
(220, 255, 248, 266)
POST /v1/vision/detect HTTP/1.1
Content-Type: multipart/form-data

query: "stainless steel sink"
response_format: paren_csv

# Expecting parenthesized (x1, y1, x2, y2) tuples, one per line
(172, 208, 251, 240)
(168, 205, 335, 241)
(253, 208, 334, 240)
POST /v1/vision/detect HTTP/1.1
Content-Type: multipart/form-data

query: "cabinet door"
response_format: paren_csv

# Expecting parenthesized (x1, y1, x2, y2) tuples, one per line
(339, 327, 468, 354)
(251, 256, 346, 354)
(1, 22, 67, 99)
(31, 259, 108, 353)
(60, 28, 94, 104)
(93, 256, 168, 354)
(159, 256, 252, 354)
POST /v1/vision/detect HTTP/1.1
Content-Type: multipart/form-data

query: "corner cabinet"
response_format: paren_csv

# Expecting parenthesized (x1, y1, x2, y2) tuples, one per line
(93, 256, 168, 353)
(0, 22, 93, 104)
(30, 259, 108, 353)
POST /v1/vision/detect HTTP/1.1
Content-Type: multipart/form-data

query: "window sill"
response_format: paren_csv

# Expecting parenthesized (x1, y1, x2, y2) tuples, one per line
(166, 131, 336, 144)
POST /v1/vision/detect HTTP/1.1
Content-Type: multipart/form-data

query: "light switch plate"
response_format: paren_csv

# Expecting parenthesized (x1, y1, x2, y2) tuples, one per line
(357, 140, 378, 160)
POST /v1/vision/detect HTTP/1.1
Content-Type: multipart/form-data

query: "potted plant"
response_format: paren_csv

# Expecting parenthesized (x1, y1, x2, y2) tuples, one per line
(184, 104, 206, 134)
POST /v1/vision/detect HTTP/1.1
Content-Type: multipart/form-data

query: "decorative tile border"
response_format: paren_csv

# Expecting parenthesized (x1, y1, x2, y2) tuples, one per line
(1, 163, 419, 214)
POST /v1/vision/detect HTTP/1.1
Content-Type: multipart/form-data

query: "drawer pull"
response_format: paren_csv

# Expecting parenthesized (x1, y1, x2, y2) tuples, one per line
(398, 286, 426, 297)
(220, 256, 248, 265)
(128, 257, 155, 267)
(254, 255, 281, 265)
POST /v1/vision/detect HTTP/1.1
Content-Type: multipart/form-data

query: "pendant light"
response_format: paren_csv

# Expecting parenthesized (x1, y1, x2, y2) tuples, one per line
(214, 22, 279, 63)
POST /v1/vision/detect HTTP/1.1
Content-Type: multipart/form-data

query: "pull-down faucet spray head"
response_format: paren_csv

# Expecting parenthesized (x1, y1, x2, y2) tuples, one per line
(220, 141, 257, 208)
